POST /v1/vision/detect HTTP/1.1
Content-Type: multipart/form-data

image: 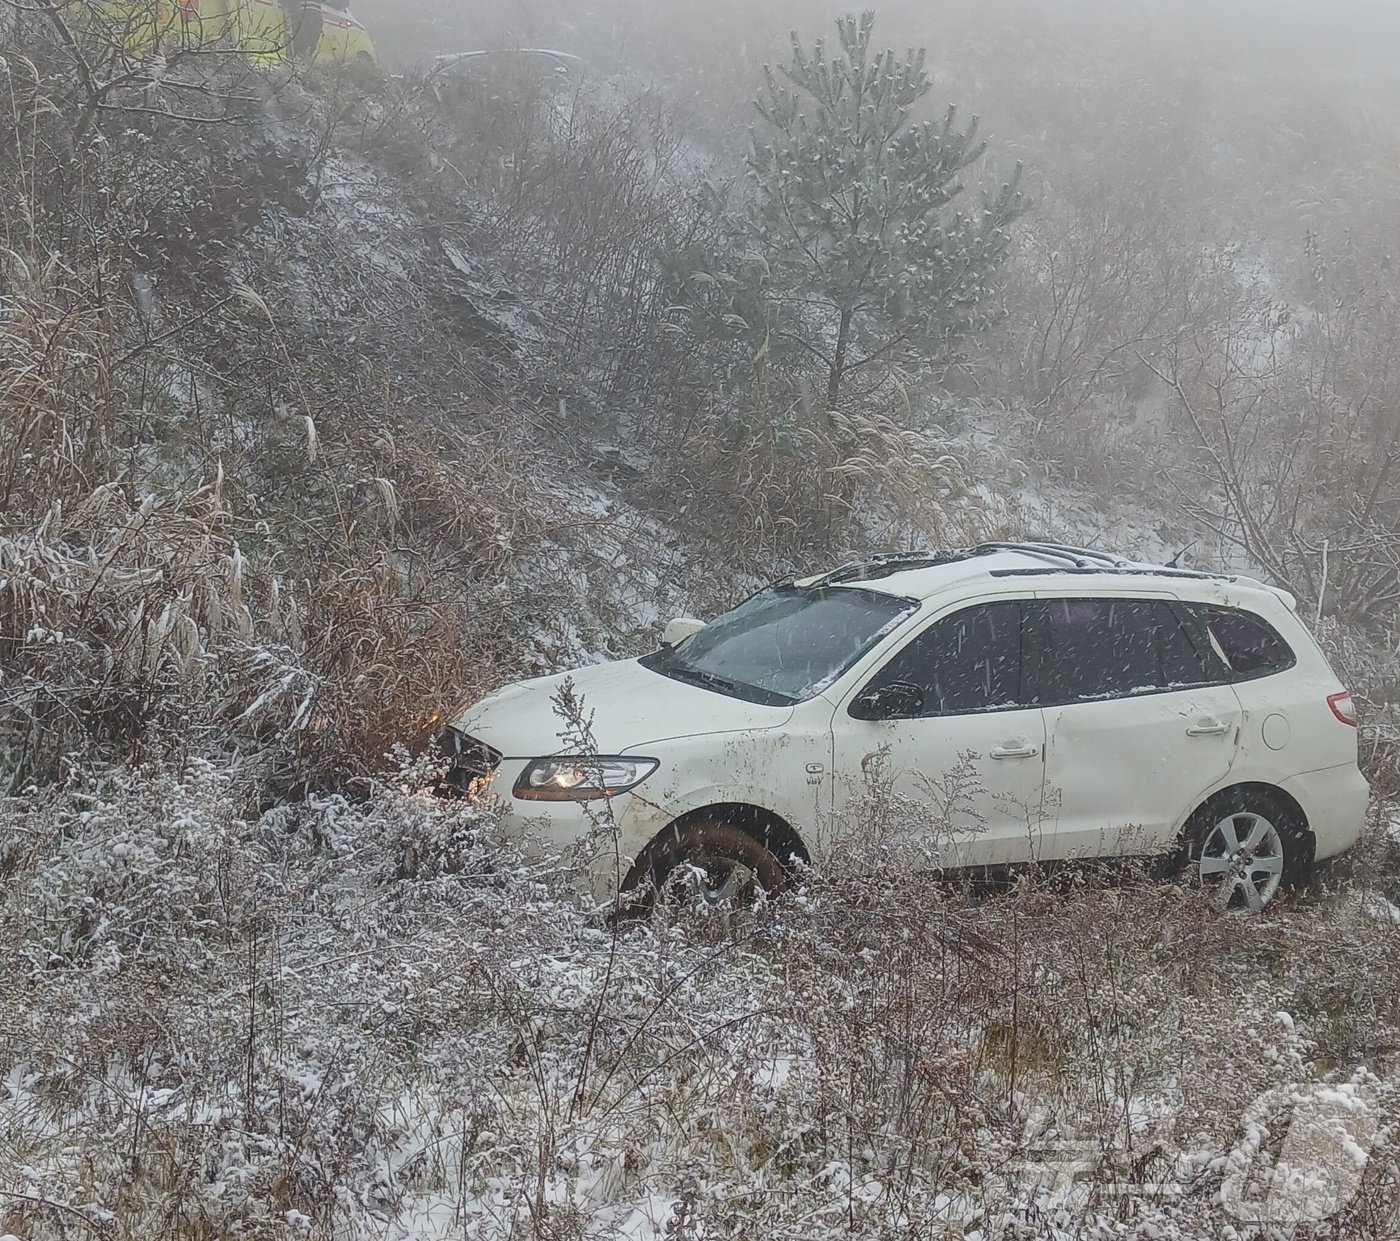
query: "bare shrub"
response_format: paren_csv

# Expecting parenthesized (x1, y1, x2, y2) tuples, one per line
(984, 171, 1219, 495)
(424, 59, 717, 399)
(1141, 228, 1400, 637)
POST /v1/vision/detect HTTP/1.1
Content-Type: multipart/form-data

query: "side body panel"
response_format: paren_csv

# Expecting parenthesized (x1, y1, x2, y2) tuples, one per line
(826, 591, 1050, 868)
(1038, 687, 1241, 858)
(1193, 595, 1368, 858)
(828, 705, 1048, 867)
(492, 710, 834, 904)
(1031, 589, 1243, 859)
(315, 3, 376, 63)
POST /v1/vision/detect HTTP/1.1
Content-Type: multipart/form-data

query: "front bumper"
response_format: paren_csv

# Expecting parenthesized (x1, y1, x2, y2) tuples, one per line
(441, 742, 671, 903)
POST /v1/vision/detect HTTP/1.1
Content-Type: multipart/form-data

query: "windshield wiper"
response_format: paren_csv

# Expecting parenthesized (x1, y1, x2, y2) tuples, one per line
(650, 660, 798, 706)
(664, 665, 749, 696)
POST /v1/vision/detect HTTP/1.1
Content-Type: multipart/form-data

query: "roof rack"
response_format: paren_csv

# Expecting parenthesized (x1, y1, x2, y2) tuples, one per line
(802, 541, 1246, 593)
(804, 548, 985, 587)
(989, 566, 1236, 583)
(807, 541, 1137, 587)
(973, 541, 1135, 569)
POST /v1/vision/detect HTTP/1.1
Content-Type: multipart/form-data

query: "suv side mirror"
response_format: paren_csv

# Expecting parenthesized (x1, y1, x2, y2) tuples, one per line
(850, 679, 925, 721)
(661, 616, 705, 648)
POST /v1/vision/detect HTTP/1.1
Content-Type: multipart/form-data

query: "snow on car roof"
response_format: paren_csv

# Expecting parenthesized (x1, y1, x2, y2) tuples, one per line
(805, 543, 1290, 608)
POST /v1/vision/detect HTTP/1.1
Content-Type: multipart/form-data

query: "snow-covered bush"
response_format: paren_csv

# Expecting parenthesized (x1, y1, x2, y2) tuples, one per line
(6, 768, 1400, 1239)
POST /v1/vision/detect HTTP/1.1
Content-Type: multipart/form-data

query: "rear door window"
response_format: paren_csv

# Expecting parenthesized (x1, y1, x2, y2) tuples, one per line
(1031, 597, 1219, 704)
(1155, 602, 1221, 686)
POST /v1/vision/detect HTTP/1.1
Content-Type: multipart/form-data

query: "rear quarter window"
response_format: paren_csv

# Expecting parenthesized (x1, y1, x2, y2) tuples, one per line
(1189, 604, 1297, 681)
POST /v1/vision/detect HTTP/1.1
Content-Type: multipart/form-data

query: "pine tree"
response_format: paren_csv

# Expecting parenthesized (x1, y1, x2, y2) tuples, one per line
(742, 11, 1024, 410)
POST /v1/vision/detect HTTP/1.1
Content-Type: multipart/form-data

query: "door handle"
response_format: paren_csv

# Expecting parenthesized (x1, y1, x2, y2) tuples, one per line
(1186, 719, 1231, 737)
(991, 742, 1039, 759)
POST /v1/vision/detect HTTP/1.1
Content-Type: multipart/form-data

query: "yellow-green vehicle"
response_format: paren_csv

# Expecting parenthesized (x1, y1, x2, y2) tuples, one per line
(222, 0, 378, 66)
(80, 0, 377, 67)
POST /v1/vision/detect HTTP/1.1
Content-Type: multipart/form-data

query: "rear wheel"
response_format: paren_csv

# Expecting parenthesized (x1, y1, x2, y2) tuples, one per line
(1182, 791, 1312, 913)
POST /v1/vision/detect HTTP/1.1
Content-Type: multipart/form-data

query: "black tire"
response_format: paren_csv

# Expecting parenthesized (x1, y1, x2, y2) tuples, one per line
(637, 819, 787, 917)
(1178, 788, 1314, 914)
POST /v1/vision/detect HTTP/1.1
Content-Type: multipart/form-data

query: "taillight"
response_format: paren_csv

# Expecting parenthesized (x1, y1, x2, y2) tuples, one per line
(1327, 691, 1358, 726)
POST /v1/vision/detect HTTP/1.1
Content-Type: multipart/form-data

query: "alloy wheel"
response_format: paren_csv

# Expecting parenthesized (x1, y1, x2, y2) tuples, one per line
(1198, 811, 1285, 913)
(662, 853, 761, 910)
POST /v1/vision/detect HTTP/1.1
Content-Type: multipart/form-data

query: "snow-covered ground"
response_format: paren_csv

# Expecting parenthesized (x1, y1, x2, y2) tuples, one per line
(3, 761, 1399, 1239)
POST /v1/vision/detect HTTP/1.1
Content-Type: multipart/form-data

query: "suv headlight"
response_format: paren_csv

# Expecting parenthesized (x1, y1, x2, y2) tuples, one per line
(513, 756, 659, 802)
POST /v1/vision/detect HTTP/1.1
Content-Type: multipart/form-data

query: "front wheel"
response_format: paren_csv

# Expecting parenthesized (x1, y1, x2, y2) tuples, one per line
(1183, 793, 1311, 914)
(638, 820, 787, 923)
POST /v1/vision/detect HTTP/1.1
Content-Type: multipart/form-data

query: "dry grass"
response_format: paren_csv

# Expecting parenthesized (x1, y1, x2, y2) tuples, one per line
(655, 383, 1002, 561)
(0, 56, 547, 791)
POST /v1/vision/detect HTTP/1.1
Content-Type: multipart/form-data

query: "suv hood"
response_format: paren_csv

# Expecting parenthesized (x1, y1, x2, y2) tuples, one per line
(449, 657, 795, 758)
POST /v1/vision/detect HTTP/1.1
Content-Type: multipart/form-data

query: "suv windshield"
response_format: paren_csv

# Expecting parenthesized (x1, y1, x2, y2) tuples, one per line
(641, 584, 918, 706)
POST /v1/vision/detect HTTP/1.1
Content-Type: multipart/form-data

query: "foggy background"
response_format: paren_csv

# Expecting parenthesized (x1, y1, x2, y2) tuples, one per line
(357, 0, 1400, 264)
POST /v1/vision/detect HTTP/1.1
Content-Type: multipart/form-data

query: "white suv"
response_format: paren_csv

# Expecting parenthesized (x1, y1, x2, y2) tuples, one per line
(441, 543, 1369, 913)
